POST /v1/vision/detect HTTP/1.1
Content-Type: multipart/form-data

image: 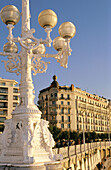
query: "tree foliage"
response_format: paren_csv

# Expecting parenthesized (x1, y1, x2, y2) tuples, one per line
(49, 124, 111, 143)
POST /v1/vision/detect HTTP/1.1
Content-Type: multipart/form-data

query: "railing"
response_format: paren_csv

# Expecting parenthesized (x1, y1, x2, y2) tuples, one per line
(53, 141, 111, 159)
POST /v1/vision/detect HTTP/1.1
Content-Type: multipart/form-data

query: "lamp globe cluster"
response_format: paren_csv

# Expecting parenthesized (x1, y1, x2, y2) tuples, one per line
(0, 5, 76, 55)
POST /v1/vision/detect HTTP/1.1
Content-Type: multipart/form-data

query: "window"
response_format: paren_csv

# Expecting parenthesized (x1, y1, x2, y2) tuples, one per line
(0, 117, 6, 123)
(77, 124, 79, 130)
(61, 94, 64, 99)
(68, 116, 70, 122)
(53, 108, 56, 113)
(13, 96, 18, 100)
(13, 103, 18, 107)
(61, 124, 64, 128)
(61, 101, 63, 105)
(80, 125, 82, 129)
(61, 108, 64, 114)
(67, 94, 70, 99)
(0, 82, 5, 86)
(0, 88, 8, 93)
(0, 103, 5, 108)
(51, 93, 53, 97)
(46, 115, 48, 121)
(68, 108, 70, 114)
(54, 93, 57, 97)
(67, 102, 70, 105)
(0, 95, 7, 100)
(67, 124, 70, 128)
(0, 110, 7, 115)
(61, 116, 64, 122)
(52, 101, 56, 105)
(0, 125, 4, 132)
(13, 88, 18, 93)
(45, 95, 48, 100)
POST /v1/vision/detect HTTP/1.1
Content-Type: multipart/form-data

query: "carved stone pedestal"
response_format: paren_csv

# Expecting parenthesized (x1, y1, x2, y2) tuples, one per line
(0, 106, 60, 167)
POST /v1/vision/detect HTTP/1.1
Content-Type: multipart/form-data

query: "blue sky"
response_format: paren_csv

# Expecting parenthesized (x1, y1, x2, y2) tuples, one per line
(0, 0, 111, 102)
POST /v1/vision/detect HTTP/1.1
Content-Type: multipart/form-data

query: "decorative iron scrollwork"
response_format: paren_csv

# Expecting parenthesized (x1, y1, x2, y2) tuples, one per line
(2, 55, 21, 75)
(31, 55, 50, 75)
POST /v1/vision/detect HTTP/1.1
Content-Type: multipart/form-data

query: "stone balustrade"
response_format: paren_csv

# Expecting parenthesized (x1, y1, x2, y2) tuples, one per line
(53, 141, 111, 159)
(53, 141, 111, 170)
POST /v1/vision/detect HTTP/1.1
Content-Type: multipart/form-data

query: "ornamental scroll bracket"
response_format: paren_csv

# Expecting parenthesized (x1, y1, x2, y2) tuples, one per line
(0, 52, 21, 75)
(30, 45, 72, 76)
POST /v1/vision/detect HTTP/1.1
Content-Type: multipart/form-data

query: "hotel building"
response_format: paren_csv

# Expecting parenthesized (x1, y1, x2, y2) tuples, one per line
(38, 75, 111, 133)
(0, 78, 19, 132)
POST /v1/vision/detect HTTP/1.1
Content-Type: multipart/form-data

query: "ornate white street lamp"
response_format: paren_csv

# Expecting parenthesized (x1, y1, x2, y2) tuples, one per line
(0, 0, 76, 167)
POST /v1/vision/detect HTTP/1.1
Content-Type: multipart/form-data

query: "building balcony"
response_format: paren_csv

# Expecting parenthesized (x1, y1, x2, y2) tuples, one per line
(59, 104, 71, 109)
(65, 97, 71, 100)
(0, 89, 8, 94)
(87, 107, 94, 111)
(49, 97, 58, 101)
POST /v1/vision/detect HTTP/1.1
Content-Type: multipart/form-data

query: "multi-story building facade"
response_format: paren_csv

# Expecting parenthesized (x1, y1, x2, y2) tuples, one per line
(0, 78, 19, 132)
(38, 75, 111, 133)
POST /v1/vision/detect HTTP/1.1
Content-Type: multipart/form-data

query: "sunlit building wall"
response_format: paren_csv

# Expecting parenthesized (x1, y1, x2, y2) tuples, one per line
(38, 75, 111, 133)
(0, 78, 19, 132)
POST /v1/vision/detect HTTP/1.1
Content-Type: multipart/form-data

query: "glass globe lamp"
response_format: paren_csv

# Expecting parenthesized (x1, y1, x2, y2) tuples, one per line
(33, 44, 46, 54)
(3, 42, 18, 53)
(38, 9, 57, 28)
(59, 22, 76, 39)
(53, 36, 67, 51)
(0, 5, 21, 25)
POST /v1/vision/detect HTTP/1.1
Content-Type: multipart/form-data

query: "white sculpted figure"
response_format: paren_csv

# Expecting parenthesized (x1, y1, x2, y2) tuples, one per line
(40, 119, 55, 159)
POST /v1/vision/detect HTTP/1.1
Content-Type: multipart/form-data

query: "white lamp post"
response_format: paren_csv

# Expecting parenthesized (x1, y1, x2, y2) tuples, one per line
(0, 0, 76, 168)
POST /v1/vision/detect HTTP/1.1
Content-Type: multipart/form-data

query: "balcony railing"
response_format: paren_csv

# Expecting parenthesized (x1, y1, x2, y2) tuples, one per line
(0, 91, 8, 94)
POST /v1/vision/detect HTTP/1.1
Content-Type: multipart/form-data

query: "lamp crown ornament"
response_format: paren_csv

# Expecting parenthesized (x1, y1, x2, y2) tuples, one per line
(0, 0, 76, 167)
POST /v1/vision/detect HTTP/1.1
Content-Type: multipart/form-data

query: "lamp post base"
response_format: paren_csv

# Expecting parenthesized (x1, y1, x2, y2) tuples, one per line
(0, 106, 57, 165)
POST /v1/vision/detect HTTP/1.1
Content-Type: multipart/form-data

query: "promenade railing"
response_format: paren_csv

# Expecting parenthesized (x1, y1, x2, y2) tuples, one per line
(53, 141, 111, 159)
